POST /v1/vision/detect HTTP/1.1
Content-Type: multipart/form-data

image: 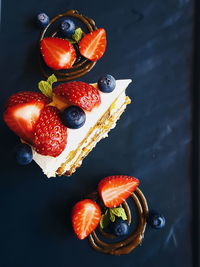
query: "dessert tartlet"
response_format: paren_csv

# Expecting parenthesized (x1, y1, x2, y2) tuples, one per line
(71, 175, 148, 255)
(38, 10, 106, 81)
(71, 175, 165, 255)
(3, 75, 132, 178)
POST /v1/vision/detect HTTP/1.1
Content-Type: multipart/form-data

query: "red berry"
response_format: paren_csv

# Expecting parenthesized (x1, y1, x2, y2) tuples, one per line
(40, 37, 76, 70)
(33, 106, 67, 157)
(3, 92, 50, 144)
(98, 175, 140, 208)
(79, 28, 106, 61)
(72, 199, 101, 240)
(53, 81, 101, 111)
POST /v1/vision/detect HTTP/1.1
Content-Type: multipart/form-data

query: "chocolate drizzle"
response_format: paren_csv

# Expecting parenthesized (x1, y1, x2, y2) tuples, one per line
(88, 188, 148, 255)
(39, 10, 98, 81)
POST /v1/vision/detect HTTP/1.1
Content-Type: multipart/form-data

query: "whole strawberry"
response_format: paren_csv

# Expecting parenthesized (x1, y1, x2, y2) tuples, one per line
(34, 106, 67, 157)
(53, 81, 101, 112)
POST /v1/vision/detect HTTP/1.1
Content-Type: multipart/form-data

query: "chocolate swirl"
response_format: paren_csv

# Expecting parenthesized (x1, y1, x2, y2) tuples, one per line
(39, 10, 98, 81)
(88, 188, 148, 255)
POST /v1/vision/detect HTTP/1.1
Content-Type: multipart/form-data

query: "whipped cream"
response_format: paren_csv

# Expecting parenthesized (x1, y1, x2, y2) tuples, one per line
(32, 79, 132, 177)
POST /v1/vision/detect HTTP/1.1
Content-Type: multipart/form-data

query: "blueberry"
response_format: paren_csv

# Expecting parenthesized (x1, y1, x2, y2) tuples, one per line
(110, 218, 129, 237)
(147, 211, 166, 229)
(14, 144, 33, 165)
(61, 106, 86, 129)
(60, 19, 75, 37)
(98, 75, 116, 93)
(36, 13, 50, 28)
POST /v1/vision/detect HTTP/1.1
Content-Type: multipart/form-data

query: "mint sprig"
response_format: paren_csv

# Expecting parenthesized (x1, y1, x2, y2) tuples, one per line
(38, 74, 57, 98)
(100, 207, 128, 229)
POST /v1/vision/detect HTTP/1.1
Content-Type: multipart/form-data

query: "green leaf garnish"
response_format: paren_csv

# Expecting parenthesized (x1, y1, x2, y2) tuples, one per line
(72, 28, 83, 43)
(99, 207, 128, 229)
(110, 207, 127, 221)
(100, 210, 110, 229)
(47, 74, 57, 87)
(38, 74, 57, 98)
(109, 209, 115, 222)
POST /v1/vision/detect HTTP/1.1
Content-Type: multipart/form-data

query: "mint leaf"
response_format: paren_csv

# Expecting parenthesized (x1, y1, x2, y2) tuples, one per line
(100, 210, 110, 229)
(38, 81, 52, 98)
(72, 28, 83, 43)
(110, 207, 127, 221)
(109, 209, 115, 222)
(38, 74, 57, 98)
(47, 74, 57, 87)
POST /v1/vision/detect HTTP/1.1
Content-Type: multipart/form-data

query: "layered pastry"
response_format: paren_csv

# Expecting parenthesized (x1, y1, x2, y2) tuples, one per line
(37, 10, 106, 81)
(3, 75, 132, 178)
(71, 175, 165, 255)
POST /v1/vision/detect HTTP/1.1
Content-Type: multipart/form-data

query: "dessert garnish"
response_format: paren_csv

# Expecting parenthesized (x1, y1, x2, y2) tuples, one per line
(36, 13, 50, 28)
(61, 106, 86, 129)
(40, 37, 77, 70)
(71, 175, 148, 255)
(37, 10, 107, 81)
(53, 81, 101, 111)
(147, 210, 166, 229)
(33, 106, 67, 157)
(72, 199, 101, 240)
(14, 143, 33, 165)
(3, 91, 51, 144)
(98, 74, 116, 93)
(60, 19, 76, 38)
(3, 74, 132, 177)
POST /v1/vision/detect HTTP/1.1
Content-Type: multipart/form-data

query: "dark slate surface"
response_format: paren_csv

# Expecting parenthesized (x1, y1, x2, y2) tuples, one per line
(0, 0, 195, 266)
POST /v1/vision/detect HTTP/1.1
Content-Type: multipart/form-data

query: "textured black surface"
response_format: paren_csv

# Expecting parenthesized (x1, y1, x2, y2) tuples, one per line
(0, 0, 196, 266)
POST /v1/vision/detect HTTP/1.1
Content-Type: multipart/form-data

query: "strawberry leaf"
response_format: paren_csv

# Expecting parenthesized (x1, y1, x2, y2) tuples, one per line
(38, 74, 57, 98)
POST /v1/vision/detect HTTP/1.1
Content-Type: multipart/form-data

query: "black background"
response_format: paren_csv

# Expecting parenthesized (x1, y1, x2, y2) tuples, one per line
(0, 0, 197, 266)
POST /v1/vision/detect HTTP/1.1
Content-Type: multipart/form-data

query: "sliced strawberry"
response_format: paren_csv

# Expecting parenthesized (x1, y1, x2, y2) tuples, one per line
(40, 37, 76, 70)
(3, 92, 51, 144)
(79, 28, 106, 61)
(53, 81, 101, 111)
(98, 175, 140, 208)
(33, 106, 67, 157)
(72, 199, 101, 240)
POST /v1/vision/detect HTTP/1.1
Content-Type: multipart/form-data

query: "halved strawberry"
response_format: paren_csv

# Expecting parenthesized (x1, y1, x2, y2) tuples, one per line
(33, 106, 67, 157)
(3, 92, 51, 144)
(98, 175, 140, 208)
(53, 81, 101, 111)
(40, 37, 76, 70)
(79, 28, 106, 61)
(72, 199, 101, 240)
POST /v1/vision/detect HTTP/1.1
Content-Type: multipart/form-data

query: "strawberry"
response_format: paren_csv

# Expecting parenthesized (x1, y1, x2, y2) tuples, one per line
(79, 28, 106, 61)
(98, 175, 140, 208)
(72, 199, 101, 240)
(33, 106, 67, 157)
(3, 92, 50, 144)
(40, 37, 76, 70)
(53, 81, 101, 111)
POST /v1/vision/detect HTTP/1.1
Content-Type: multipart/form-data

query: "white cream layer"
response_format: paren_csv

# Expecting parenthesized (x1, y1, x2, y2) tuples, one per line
(32, 79, 132, 177)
